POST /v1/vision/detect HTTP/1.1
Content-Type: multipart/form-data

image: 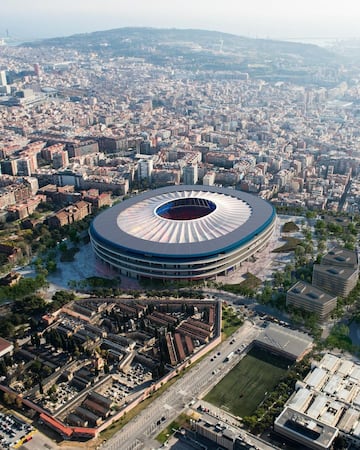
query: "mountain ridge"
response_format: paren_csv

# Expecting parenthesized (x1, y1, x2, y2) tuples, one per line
(22, 27, 342, 83)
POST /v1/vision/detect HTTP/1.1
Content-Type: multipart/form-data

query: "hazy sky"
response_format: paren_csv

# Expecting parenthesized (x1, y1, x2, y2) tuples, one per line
(1, 0, 360, 42)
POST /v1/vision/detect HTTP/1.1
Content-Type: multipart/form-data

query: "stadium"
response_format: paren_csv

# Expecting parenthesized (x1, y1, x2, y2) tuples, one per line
(89, 185, 276, 281)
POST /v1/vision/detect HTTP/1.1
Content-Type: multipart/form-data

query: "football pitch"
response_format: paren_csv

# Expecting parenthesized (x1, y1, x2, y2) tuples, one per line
(204, 347, 289, 417)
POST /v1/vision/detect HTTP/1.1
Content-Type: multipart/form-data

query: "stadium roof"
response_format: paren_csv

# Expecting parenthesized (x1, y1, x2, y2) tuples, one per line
(117, 189, 251, 244)
(90, 185, 275, 257)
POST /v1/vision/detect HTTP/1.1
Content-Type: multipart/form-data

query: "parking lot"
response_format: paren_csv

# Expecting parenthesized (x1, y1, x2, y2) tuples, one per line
(0, 412, 34, 449)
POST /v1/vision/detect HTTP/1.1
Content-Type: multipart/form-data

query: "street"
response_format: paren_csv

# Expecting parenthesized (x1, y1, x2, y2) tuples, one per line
(101, 320, 261, 450)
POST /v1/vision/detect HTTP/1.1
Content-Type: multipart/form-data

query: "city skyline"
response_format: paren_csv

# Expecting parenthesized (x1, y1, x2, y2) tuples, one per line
(1, 0, 360, 42)
(2, 2, 360, 448)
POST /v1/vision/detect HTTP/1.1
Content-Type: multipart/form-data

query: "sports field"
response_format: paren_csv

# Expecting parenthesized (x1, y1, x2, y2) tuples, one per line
(204, 347, 289, 417)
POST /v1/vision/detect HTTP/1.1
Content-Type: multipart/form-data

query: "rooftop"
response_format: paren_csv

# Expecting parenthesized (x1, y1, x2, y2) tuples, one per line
(288, 281, 336, 305)
(90, 185, 275, 257)
(254, 323, 313, 360)
(0, 337, 13, 354)
(275, 407, 338, 449)
(313, 264, 358, 280)
(321, 246, 358, 269)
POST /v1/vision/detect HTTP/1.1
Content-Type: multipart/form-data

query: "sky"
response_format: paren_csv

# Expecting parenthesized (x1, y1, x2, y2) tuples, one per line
(1, 0, 360, 42)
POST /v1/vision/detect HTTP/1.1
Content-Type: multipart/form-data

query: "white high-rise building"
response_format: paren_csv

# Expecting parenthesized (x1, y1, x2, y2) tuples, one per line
(0, 70, 7, 86)
(183, 163, 198, 185)
(138, 158, 153, 181)
(203, 171, 216, 186)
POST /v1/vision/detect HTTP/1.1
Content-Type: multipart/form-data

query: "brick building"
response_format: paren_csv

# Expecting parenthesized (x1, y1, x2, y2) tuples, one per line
(47, 201, 92, 228)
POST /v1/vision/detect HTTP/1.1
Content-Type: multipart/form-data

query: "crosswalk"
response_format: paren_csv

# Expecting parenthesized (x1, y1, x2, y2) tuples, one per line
(106, 436, 143, 450)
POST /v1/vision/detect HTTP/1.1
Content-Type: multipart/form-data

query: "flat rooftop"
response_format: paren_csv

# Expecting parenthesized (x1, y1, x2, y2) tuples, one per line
(313, 264, 358, 280)
(275, 406, 338, 449)
(277, 354, 360, 444)
(196, 413, 239, 442)
(321, 246, 358, 269)
(288, 281, 336, 305)
(254, 323, 313, 360)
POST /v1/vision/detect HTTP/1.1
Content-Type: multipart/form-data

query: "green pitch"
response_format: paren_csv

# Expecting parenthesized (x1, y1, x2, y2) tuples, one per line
(204, 347, 288, 417)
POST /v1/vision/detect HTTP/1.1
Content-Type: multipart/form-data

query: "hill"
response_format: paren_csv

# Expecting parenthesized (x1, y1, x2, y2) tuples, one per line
(23, 27, 341, 83)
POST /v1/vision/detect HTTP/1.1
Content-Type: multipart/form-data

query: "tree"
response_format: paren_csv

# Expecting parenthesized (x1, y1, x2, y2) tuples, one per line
(68, 228, 79, 243)
(259, 282, 273, 304)
(306, 211, 317, 219)
(273, 270, 285, 288)
(0, 360, 6, 377)
(327, 222, 342, 235)
(15, 396, 22, 409)
(333, 435, 347, 450)
(344, 241, 356, 250)
(317, 240, 326, 253)
(326, 324, 353, 352)
(294, 245, 307, 267)
(46, 259, 57, 273)
(13, 295, 46, 315)
(315, 219, 326, 231)
(51, 290, 75, 310)
(43, 365, 52, 377)
(31, 359, 42, 374)
(0, 319, 15, 338)
(3, 392, 15, 406)
(59, 242, 67, 252)
(243, 415, 258, 431)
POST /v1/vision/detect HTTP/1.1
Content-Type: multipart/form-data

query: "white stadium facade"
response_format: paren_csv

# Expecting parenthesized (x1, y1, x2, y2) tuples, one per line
(89, 185, 276, 281)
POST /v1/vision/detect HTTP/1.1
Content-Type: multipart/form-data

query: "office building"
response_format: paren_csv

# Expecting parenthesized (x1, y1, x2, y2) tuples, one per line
(286, 281, 337, 321)
(312, 264, 358, 298)
(321, 246, 358, 269)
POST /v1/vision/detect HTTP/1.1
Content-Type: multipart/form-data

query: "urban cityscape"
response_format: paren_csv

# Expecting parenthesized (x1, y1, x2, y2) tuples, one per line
(1, 4, 360, 450)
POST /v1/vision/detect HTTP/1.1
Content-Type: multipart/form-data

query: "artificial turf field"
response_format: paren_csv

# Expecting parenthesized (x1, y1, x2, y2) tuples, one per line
(204, 347, 289, 417)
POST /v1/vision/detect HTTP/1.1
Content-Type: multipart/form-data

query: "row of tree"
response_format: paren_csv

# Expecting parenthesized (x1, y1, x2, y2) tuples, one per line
(243, 356, 311, 434)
